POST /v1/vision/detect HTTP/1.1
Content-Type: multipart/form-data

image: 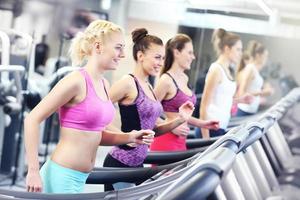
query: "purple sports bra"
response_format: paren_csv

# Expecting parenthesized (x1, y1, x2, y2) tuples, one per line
(109, 74, 163, 167)
(59, 68, 115, 132)
(161, 72, 197, 112)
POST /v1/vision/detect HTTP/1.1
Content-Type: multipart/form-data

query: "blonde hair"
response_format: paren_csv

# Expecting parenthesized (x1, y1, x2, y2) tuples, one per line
(69, 19, 123, 66)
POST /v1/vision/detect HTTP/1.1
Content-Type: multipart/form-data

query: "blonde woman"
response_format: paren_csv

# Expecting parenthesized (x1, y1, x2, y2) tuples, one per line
(24, 20, 154, 194)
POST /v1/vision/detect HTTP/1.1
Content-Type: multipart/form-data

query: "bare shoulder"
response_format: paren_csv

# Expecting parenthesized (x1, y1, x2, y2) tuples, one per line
(109, 74, 136, 93)
(208, 64, 222, 78)
(56, 70, 84, 91)
(205, 64, 222, 84)
(120, 74, 137, 89)
(244, 64, 255, 75)
(208, 64, 222, 75)
(158, 73, 173, 88)
(103, 76, 135, 92)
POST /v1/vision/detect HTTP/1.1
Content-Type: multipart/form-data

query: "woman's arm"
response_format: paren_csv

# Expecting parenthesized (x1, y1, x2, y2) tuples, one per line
(25, 72, 81, 192)
(153, 74, 183, 136)
(100, 129, 155, 146)
(108, 75, 133, 103)
(252, 82, 274, 97)
(103, 76, 132, 133)
(188, 117, 219, 130)
(153, 117, 185, 136)
(155, 117, 188, 136)
(236, 67, 273, 102)
(234, 66, 256, 104)
(153, 101, 194, 136)
(105, 124, 121, 132)
(237, 66, 254, 97)
(153, 74, 172, 101)
(200, 67, 221, 139)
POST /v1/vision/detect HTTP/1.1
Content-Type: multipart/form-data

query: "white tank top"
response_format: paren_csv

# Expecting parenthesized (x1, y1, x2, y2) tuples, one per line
(238, 64, 264, 113)
(206, 63, 237, 129)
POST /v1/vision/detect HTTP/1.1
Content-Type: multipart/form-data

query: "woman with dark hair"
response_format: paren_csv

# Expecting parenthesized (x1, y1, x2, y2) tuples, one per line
(150, 34, 219, 151)
(236, 40, 273, 116)
(200, 28, 253, 138)
(103, 28, 194, 190)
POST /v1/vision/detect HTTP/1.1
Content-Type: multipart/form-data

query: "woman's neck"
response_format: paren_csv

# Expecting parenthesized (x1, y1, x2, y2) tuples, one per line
(216, 55, 230, 69)
(133, 63, 149, 83)
(168, 62, 184, 76)
(84, 59, 104, 80)
(253, 60, 263, 71)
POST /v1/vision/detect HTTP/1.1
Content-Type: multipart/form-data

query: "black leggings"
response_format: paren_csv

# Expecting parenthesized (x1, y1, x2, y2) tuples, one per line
(103, 154, 142, 191)
(209, 128, 226, 137)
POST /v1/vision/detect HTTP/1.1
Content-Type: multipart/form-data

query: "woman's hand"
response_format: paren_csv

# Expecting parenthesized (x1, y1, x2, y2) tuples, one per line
(130, 129, 155, 145)
(172, 123, 190, 137)
(26, 170, 42, 193)
(262, 84, 274, 96)
(201, 120, 220, 130)
(178, 101, 195, 121)
(240, 93, 254, 104)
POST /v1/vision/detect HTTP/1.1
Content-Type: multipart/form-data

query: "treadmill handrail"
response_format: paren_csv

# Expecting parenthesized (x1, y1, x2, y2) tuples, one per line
(156, 144, 237, 200)
(87, 151, 201, 184)
(144, 147, 206, 164)
(186, 137, 218, 149)
(0, 88, 300, 199)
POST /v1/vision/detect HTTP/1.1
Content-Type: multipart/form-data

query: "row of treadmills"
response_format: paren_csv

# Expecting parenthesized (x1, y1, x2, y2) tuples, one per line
(0, 88, 300, 200)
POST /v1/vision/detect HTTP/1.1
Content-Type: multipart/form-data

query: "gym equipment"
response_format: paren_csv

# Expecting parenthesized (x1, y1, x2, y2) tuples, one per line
(0, 29, 28, 186)
(0, 85, 298, 199)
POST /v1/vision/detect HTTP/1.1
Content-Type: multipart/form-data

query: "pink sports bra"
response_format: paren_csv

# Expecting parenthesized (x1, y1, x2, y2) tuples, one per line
(59, 68, 115, 132)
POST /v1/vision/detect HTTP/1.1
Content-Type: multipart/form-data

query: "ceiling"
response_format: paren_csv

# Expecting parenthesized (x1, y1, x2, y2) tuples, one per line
(2, 0, 300, 23)
(127, 0, 300, 38)
(132, 0, 300, 25)
(2, 0, 300, 35)
(186, 0, 300, 25)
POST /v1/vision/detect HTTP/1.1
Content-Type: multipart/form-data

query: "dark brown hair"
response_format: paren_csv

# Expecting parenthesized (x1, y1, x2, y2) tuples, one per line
(237, 51, 251, 73)
(161, 34, 192, 75)
(131, 28, 163, 61)
(211, 28, 240, 56)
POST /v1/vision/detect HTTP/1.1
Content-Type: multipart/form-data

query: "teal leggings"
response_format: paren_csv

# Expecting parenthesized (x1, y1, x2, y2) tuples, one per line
(40, 159, 89, 193)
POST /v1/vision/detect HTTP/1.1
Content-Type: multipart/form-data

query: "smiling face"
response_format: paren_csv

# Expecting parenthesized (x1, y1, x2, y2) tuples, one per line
(96, 32, 126, 70)
(138, 43, 165, 76)
(174, 41, 195, 70)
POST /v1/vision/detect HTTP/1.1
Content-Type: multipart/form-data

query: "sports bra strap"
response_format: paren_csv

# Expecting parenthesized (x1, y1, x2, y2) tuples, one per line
(102, 79, 109, 100)
(147, 83, 158, 100)
(128, 74, 158, 100)
(128, 74, 140, 91)
(165, 72, 179, 89)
